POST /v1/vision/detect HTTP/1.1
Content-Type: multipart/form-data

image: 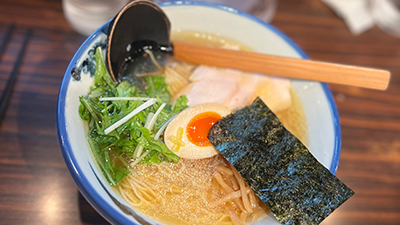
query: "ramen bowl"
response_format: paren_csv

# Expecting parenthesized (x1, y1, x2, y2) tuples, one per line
(57, 1, 341, 224)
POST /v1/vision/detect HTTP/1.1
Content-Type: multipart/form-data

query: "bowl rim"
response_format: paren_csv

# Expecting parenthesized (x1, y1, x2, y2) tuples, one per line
(57, 1, 341, 224)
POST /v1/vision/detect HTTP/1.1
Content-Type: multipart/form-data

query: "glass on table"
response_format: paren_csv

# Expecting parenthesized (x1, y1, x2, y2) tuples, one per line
(62, 0, 279, 36)
(62, 0, 129, 36)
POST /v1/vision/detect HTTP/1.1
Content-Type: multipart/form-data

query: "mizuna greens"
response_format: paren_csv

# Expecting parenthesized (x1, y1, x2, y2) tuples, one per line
(79, 47, 188, 186)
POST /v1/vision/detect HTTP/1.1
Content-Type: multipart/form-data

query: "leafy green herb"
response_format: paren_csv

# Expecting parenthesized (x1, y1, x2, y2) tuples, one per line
(94, 47, 116, 90)
(172, 95, 189, 114)
(146, 76, 170, 103)
(79, 47, 188, 186)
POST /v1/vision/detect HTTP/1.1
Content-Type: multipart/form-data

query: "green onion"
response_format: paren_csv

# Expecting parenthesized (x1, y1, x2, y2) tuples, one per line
(104, 99, 157, 135)
(99, 97, 156, 101)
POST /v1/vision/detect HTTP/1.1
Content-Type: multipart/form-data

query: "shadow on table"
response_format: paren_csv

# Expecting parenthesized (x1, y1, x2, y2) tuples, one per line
(78, 191, 110, 225)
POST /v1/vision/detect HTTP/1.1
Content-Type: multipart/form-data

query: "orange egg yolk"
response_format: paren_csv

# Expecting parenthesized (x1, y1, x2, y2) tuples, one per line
(186, 111, 222, 147)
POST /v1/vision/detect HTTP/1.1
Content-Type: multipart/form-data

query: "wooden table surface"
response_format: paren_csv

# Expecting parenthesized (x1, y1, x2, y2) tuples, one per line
(0, 0, 399, 224)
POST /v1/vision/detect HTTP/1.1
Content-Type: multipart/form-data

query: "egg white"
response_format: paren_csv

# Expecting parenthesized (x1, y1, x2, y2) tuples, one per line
(164, 103, 231, 159)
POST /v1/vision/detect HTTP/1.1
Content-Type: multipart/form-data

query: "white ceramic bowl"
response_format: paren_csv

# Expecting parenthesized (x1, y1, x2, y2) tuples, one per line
(57, 1, 341, 224)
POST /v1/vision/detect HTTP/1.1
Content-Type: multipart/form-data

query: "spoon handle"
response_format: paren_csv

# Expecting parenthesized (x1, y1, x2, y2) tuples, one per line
(173, 41, 390, 90)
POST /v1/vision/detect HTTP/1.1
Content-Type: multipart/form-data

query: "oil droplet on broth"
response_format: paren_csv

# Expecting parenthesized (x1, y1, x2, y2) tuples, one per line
(165, 192, 173, 198)
(171, 185, 183, 194)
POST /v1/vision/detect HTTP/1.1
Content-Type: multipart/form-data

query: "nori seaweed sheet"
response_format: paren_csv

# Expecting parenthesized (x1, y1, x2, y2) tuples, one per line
(208, 97, 354, 225)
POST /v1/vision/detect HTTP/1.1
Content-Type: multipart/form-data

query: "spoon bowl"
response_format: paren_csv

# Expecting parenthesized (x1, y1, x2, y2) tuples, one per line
(106, 0, 171, 84)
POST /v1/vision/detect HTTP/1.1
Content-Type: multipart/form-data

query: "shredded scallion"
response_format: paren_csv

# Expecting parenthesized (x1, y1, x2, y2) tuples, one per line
(99, 97, 157, 101)
(104, 99, 156, 134)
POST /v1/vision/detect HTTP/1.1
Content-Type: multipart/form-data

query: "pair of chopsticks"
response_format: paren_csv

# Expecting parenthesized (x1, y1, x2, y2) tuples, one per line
(0, 24, 32, 123)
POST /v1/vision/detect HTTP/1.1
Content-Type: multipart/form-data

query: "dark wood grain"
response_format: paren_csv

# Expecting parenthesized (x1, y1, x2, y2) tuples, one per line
(0, 0, 399, 224)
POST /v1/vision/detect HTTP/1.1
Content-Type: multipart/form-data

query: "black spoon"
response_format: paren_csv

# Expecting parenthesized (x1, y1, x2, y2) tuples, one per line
(106, 0, 172, 86)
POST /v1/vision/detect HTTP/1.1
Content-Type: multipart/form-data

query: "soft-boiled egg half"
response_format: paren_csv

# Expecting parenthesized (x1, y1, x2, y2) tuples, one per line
(164, 103, 231, 159)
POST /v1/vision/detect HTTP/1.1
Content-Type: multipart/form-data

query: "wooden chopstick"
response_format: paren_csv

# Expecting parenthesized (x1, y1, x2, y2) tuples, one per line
(173, 41, 390, 90)
(0, 27, 32, 123)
